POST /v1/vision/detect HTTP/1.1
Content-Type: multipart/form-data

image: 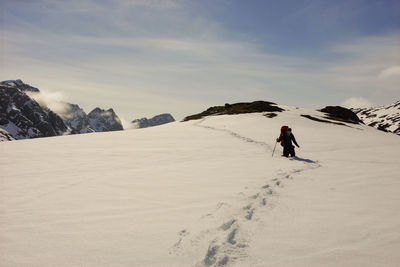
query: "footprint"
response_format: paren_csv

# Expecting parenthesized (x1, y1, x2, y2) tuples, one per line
(245, 209, 254, 220)
(204, 243, 219, 266)
(179, 229, 187, 235)
(261, 198, 267, 206)
(215, 202, 229, 210)
(243, 204, 252, 210)
(249, 193, 259, 199)
(172, 229, 188, 249)
(220, 219, 236, 231)
(218, 255, 229, 266)
(227, 228, 238, 245)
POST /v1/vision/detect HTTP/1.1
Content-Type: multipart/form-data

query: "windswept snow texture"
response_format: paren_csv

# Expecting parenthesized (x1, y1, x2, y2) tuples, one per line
(352, 101, 400, 135)
(1, 107, 400, 267)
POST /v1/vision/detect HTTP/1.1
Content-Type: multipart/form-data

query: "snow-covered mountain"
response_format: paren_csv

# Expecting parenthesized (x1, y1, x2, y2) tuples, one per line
(351, 101, 400, 135)
(62, 105, 123, 134)
(88, 108, 123, 132)
(0, 80, 68, 141)
(62, 103, 95, 134)
(131, 113, 175, 128)
(2, 104, 399, 266)
(0, 80, 124, 140)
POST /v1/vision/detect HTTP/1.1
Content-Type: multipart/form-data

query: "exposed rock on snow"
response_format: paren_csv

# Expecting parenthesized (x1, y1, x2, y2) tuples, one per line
(62, 105, 124, 134)
(131, 113, 175, 128)
(0, 128, 15, 141)
(301, 114, 347, 126)
(0, 80, 68, 140)
(352, 100, 400, 135)
(88, 107, 123, 132)
(320, 106, 363, 124)
(61, 103, 95, 134)
(264, 113, 278, 118)
(0, 79, 40, 93)
(183, 101, 284, 121)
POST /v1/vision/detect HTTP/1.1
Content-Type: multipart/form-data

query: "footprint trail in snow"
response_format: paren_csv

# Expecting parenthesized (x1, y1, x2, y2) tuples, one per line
(170, 118, 321, 266)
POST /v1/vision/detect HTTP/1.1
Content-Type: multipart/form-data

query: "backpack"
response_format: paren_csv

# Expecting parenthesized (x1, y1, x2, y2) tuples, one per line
(280, 126, 289, 146)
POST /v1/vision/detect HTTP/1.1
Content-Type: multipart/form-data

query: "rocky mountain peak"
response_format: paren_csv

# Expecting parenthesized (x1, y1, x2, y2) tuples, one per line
(88, 107, 123, 132)
(0, 80, 125, 141)
(131, 113, 175, 128)
(0, 79, 40, 93)
(0, 82, 67, 140)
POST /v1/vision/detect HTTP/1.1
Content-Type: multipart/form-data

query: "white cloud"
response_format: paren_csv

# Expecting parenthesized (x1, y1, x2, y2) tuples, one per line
(2, 0, 399, 118)
(119, 0, 181, 9)
(119, 117, 136, 130)
(26, 90, 70, 116)
(341, 97, 373, 108)
(379, 66, 400, 78)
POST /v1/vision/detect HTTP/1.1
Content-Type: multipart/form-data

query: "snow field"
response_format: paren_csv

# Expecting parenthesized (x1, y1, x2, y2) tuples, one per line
(1, 107, 400, 266)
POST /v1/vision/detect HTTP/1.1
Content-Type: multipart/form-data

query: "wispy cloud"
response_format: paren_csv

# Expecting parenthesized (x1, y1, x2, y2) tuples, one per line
(341, 97, 373, 108)
(1, 0, 399, 120)
(26, 90, 70, 116)
(379, 66, 400, 78)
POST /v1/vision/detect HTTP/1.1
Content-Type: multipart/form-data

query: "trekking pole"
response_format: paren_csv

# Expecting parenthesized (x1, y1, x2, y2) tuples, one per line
(272, 140, 277, 157)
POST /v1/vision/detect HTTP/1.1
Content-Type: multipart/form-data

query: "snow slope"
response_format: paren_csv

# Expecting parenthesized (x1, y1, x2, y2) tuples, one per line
(1, 107, 399, 267)
(352, 100, 400, 135)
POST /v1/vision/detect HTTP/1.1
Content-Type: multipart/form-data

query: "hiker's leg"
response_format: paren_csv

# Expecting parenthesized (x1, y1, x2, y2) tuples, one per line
(290, 146, 295, 157)
(283, 146, 290, 157)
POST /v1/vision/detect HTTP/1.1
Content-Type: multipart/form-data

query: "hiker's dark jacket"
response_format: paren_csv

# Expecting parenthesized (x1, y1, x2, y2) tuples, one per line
(277, 133, 299, 147)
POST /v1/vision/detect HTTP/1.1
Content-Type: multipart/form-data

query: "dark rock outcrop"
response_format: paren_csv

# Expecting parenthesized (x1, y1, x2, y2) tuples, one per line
(88, 108, 123, 132)
(301, 114, 346, 126)
(351, 101, 400, 135)
(183, 101, 284, 121)
(132, 113, 175, 128)
(320, 106, 363, 124)
(0, 80, 68, 140)
(0, 79, 125, 141)
(1, 79, 40, 93)
(62, 103, 95, 134)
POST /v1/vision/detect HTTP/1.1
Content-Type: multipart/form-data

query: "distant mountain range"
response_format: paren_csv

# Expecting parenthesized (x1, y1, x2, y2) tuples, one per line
(351, 101, 400, 135)
(0, 80, 174, 141)
(1, 80, 398, 141)
(131, 114, 175, 129)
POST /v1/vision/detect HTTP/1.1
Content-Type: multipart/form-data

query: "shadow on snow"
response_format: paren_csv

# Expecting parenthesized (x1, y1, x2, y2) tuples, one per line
(289, 157, 317, 164)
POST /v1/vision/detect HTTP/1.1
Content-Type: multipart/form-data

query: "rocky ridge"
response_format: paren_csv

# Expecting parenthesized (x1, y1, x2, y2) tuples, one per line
(131, 113, 175, 129)
(88, 108, 123, 132)
(351, 101, 400, 135)
(0, 80, 124, 141)
(183, 101, 284, 122)
(0, 80, 68, 140)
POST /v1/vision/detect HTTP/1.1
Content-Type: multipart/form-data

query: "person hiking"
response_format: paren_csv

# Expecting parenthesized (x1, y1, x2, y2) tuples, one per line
(276, 127, 300, 157)
(287, 128, 300, 157)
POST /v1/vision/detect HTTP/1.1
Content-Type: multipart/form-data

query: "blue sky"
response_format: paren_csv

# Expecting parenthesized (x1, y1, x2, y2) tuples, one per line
(1, 0, 399, 121)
